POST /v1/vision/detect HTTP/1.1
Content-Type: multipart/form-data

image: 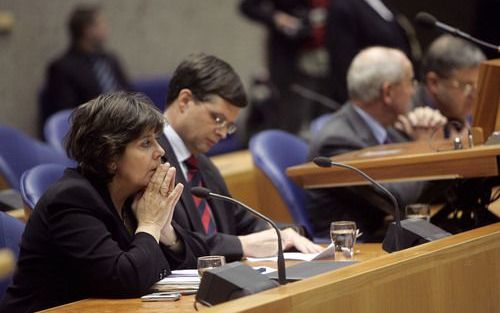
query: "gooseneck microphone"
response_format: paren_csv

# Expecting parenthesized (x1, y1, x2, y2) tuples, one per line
(191, 186, 287, 285)
(415, 12, 500, 53)
(313, 156, 402, 251)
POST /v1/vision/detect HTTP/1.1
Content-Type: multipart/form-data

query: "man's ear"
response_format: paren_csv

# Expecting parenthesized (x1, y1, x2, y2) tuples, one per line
(177, 89, 194, 113)
(381, 82, 393, 105)
(426, 71, 440, 94)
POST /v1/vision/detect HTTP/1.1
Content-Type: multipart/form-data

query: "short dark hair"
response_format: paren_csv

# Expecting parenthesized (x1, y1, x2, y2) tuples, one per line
(68, 5, 100, 43)
(66, 92, 164, 182)
(421, 35, 485, 79)
(165, 53, 247, 108)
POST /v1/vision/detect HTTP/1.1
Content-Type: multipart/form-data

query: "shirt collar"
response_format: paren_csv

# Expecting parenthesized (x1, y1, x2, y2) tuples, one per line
(353, 104, 388, 145)
(163, 124, 191, 163)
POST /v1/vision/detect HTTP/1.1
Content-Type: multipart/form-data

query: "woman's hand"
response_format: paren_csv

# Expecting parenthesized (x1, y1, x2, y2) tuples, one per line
(132, 163, 183, 242)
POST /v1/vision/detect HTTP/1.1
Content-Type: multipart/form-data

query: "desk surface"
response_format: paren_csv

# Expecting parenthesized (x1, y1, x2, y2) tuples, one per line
(41, 244, 385, 313)
(287, 142, 500, 188)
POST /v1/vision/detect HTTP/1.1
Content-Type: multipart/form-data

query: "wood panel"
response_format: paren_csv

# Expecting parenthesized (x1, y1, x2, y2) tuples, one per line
(288, 142, 500, 188)
(472, 59, 500, 139)
(205, 222, 500, 313)
(211, 150, 293, 224)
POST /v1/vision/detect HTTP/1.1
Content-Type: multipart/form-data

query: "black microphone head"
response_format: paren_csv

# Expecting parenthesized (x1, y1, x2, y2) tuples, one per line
(191, 186, 211, 198)
(313, 156, 333, 168)
(415, 12, 437, 28)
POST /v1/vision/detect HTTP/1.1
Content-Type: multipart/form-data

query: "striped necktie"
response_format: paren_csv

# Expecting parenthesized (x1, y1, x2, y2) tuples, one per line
(185, 155, 217, 235)
(92, 57, 119, 92)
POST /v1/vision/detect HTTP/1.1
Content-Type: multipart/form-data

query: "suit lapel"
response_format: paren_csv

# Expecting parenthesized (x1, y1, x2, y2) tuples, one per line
(344, 103, 379, 146)
(158, 133, 205, 232)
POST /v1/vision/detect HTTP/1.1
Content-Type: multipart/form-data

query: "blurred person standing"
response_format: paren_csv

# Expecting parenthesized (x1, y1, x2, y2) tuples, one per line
(41, 5, 130, 126)
(240, 0, 333, 135)
(326, 0, 420, 104)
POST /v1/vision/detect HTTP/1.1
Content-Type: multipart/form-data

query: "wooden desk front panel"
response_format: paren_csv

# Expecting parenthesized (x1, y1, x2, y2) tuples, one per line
(207, 223, 500, 313)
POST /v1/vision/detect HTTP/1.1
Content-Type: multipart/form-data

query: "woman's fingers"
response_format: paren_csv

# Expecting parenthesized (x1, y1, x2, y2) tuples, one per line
(165, 183, 183, 224)
(160, 166, 175, 197)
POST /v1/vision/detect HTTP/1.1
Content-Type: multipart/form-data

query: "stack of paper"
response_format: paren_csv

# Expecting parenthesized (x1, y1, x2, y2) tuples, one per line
(152, 269, 200, 294)
(246, 243, 335, 262)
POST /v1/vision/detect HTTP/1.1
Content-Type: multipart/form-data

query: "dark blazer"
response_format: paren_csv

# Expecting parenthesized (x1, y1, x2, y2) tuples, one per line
(326, 0, 415, 103)
(158, 134, 268, 262)
(307, 103, 428, 239)
(42, 46, 130, 124)
(0, 168, 204, 312)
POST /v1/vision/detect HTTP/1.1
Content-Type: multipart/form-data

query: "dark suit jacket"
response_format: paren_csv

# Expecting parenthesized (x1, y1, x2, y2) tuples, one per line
(326, 0, 415, 103)
(158, 134, 269, 262)
(42, 46, 130, 124)
(0, 168, 204, 312)
(307, 103, 428, 239)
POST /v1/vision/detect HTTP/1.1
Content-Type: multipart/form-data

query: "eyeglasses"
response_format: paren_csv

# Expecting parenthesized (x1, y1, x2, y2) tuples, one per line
(439, 76, 476, 96)
(202, 104, 238, 135)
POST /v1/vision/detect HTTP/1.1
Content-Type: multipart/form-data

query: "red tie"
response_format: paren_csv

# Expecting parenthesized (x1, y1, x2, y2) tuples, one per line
(185, 155, 217, 235)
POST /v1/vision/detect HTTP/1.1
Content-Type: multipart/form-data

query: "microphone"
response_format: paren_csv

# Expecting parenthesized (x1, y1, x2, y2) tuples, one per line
(191, 186, 287, 285)
(313, 156, 451, 252)
(290, 84, 341, 111)
(415, 12, 500, 53)
(313, 156, 402, 250)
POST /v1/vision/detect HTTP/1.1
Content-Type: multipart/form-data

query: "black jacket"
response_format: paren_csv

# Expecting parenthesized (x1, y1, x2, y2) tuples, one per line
(42, 46, 130, 124)
(0, 168, 205, 312)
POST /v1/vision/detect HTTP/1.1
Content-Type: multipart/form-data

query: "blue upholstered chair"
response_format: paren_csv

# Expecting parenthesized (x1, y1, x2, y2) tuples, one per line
(249, 130, 317, 237)
(43, 109, 72, 153)
(0, 126, 74, 191)
(0, 211, 25, 298)
(20, 163, 66, 211)
(310, 113, 332, 136)
(132, 76, 170, 112)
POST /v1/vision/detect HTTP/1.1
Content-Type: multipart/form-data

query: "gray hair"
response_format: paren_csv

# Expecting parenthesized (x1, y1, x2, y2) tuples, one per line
(347, 47, 408, 102)
(421, 35, 486, 78)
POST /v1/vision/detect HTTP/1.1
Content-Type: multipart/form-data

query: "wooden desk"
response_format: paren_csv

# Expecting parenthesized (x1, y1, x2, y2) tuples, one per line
(40, 244, 384, 313)
(287, 142, 500, 188)
(206, 222, 500, 313)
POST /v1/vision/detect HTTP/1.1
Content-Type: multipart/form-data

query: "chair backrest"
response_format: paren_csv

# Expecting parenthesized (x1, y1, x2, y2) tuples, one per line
(0, 126, 74, 190)
(132, 76, 170, 112)
(20, 163, 66, 211)
(310, 113, 332, 136)
(249, 130, 314, 235)
(43, 109, 73, 153)
(0, 211, 25, 298)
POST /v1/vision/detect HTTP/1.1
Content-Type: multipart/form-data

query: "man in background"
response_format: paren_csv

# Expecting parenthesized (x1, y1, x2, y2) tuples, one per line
(410, 35, 485, 138)
(160, 53, 322, 261)
(41, 5, 130, 126)
(307, 47, 446, 240)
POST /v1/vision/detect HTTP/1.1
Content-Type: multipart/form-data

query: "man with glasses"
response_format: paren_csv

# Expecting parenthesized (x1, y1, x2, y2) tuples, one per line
(159, 53, 322, 261)
(411, 35, 486, 137)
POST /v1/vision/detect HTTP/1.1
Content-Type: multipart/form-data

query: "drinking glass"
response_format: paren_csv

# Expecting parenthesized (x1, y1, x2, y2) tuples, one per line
(197, 255, 225, 277)
(330, 221, 357, 259)
(405, 203, 431, 222)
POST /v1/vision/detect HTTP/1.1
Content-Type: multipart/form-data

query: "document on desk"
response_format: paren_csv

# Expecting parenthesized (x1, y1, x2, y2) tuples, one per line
(153, 269, 200, 293)
(246, 243, 335, 262)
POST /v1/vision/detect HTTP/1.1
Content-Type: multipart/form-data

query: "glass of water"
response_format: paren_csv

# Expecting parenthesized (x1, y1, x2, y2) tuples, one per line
(197, 255, 225, 277)
(330, 221, 357, 259)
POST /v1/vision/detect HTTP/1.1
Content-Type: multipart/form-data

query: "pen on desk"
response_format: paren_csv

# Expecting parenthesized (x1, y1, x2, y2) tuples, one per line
(255, 267, 266, 273)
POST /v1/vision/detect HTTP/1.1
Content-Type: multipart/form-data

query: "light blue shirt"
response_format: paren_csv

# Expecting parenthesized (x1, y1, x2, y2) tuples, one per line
(352, 104, 388, 145)
(163, 124, 191, 180)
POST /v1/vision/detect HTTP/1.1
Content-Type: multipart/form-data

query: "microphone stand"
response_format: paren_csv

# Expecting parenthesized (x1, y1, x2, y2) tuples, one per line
(313, 157, 402, 251)
(191, 187, 287, 285)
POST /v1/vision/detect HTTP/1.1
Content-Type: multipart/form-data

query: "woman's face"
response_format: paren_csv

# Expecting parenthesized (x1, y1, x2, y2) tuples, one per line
(112, 129, 165, 193)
